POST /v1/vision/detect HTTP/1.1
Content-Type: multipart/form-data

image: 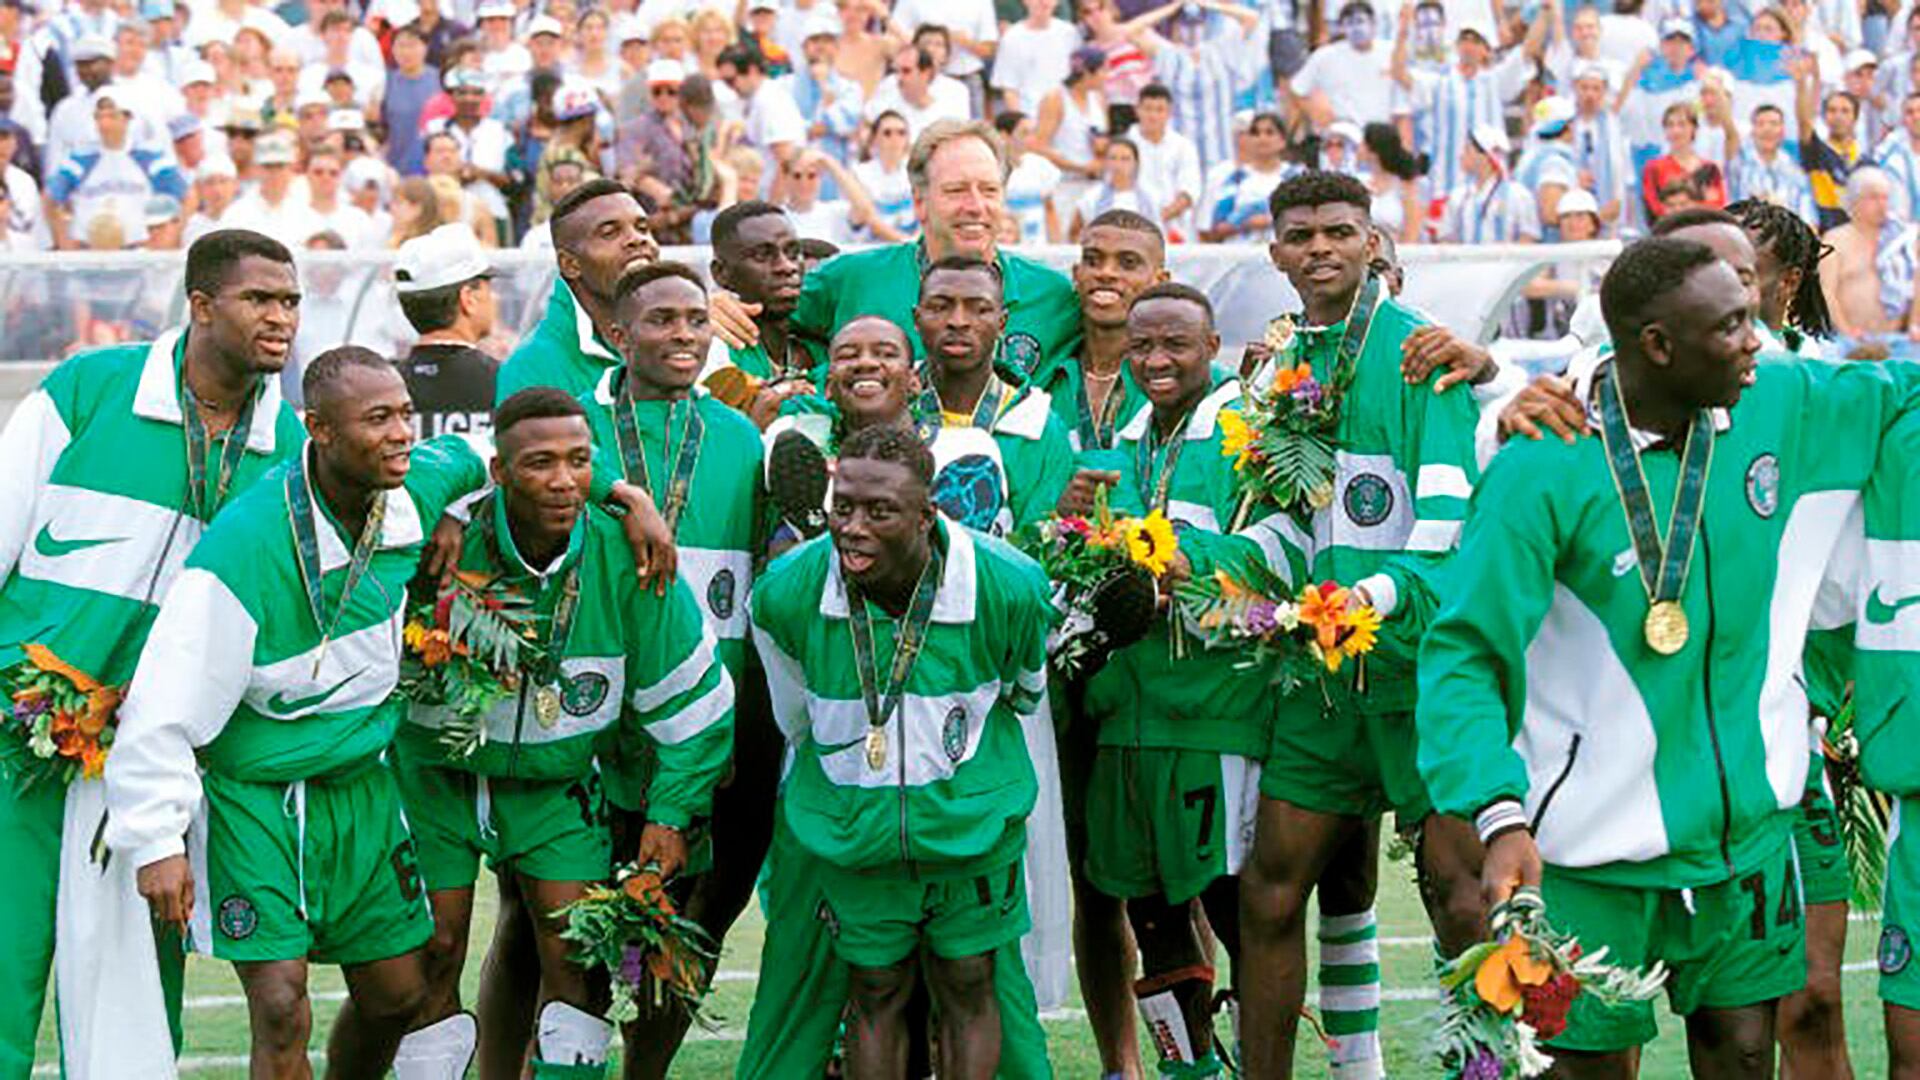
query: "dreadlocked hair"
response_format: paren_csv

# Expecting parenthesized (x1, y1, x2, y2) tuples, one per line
(1727, 198, 1834, 340)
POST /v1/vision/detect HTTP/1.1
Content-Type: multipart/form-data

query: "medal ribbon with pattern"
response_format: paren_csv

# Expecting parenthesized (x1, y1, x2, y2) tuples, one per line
(473, 495, 585, 728)
(1075, 366, 1125, 451)
(1594, 365, 1714, 656)
(1135, 408, 1196, 514)
(846, 542, 945, 773)
(286, 448, 388, 677)
(913, 372, 1006, 444)
(181, 382, 259, 522)
(613, 373, 705, 535)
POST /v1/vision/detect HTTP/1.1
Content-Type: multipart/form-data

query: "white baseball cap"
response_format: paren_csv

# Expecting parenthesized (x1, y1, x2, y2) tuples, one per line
(295, 89, 332, 112)
(1533, 95, 1576, 134)
(343, 155, 388, 194)
(1325, 120, 1363, 146)
(1659, 16, 1693, 40)
(614, 15, 648, 43)
(180, 59, 217, 86)
(1846, 48, 1879, 73)
(1469, 121, 1510, 156)
(646, 58, 686, 85)
(395, 223, 494, 294)
(71, 34, 114, 62)
(197, 154, 238, 181)
(475, 0, 514, 19)
(551, 80, 599, 121)
(527, 13, 563, 36)
(803, 9, 840, 37)
(1556, 188, 1600, 218)
(254, 130, 298, 166)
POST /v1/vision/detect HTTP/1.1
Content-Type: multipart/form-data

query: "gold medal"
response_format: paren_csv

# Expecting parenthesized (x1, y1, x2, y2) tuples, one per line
(865, 727, 887, 771)
(535, 685, 563, 728)
(1644, 600, 1689, 655)
(1264, 314, 1296, 355)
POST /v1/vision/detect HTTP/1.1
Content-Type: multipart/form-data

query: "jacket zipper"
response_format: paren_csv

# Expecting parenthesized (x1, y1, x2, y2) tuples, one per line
(1699, 523, 1735, 874)
(1529, 734, 1582, 833)
(507, 678, 528, 777)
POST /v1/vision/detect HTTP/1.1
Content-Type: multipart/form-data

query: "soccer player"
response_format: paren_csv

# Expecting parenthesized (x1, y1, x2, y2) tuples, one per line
(1237, 171, 1485, 1080)
(0, 229, 305, 1075)
(496, 180, 660, 402)
(701, 201, 823, 428)
(106, 348, 493, 1077)
(584, 261, 771, 1077)
(709, 120, 1082, 381)
(910, 256, 1075, 536)
(1421, 237, 1920, 1075)
(739, 316, 1059, 1080)
(1083, 282, 1307, 1077)
(750, 423, 1058, 1079)
(389, 388, 734, 1079)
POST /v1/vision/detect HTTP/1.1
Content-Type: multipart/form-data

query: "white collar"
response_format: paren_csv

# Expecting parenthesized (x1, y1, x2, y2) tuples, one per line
(573, 286, 619, 363)
(591, 364, 712, 406)
(298, 444, 427, 572)
(131, 327, 285, 454)
(1117, 377, 1240, 443)
(818, 518, 979, 624)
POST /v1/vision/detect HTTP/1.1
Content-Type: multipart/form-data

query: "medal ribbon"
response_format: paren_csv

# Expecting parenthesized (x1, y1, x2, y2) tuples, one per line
(613, 374, 705, 535)
(286, 448, 387, 666)
(1593, 366, 1715, 610)
(846, 542, 945, 753)
(913, 373, 1006, 443)
(1311, 272, 1382, 394)
(1135, 408, 1195, 513)
(473, 495, 584, 690)
(1075, 366, 1124, 451)
(181, 383, 259, 521)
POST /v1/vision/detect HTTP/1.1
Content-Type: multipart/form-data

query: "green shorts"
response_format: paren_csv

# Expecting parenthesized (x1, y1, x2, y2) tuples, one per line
(1879, 797, 1920, 1009)
(392, 745, 611, 892)
(1261, 706, 1431, 826)
(1793, 753, 1850, 908)
(1541, 833, 1806, 1053)
(817, 856, 1030, 969)
(199, 763, 432, 967)
(1084, 746, 1259, 904)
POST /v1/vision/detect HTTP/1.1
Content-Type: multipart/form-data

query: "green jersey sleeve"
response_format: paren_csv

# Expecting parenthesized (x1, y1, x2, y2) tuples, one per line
(622, 574, 736, 827)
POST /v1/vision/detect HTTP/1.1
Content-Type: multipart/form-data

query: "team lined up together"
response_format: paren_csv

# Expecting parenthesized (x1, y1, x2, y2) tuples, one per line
(7, 112, 1920, 1080)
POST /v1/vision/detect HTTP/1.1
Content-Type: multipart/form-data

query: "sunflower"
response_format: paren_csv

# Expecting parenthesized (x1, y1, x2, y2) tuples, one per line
(1122, 511, 1179, 575)
(1217, 408, 1255, 469)
(1337, 603, 1383, 662)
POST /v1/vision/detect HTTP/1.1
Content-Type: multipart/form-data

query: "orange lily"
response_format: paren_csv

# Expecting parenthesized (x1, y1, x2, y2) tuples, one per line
(1474, 937, 1554, 1014)
(1269, 362, 1315, 395)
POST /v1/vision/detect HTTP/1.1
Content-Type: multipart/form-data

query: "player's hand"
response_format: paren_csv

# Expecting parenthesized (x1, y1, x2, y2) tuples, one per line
(1055, 469, 1121, 516)
(1160, 551, 1192, 589)
(747, 379, 818, 429)
(137, 854, 194, 932)
(1239, 341, 1274, 381)
(1497, 374, 1587, 444)
(637, 823, 689, 881)
(1481, 828, 1543, 911)
(709, 289, 763, 349)
(424, 513, 467, 586)
(609, 481, 679, 595)
(1401, 325, 1495, 392)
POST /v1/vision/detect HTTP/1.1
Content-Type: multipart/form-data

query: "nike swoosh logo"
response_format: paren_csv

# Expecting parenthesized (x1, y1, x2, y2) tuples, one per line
(34, 524, 123, 558)
(1866, 586, 1920, 625)
(1612, 548, 1638, 577)
(266, 671, 360, 715)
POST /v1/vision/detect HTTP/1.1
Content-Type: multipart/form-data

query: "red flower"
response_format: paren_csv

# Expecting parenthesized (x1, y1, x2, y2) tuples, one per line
(1519, 970, 1580, 1040)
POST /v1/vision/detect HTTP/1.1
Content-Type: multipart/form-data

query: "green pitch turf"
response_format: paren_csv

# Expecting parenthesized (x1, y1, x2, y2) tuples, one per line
(40, 862, 1895, 1077)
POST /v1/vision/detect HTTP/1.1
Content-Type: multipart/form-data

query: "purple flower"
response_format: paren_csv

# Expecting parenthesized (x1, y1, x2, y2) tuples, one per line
(1244, 600, 1279, 636)
(1291, 379, 1325, 408)
(12, 695, 47, 724)
(620, 944, 647, 986)
(1461, 1046, 1504, 1080)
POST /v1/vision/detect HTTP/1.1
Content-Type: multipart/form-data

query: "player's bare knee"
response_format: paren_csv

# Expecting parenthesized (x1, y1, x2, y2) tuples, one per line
(849, 960, 917, 1017)
(245, 975, 312, 1050)
(928, 951, 997, 1008)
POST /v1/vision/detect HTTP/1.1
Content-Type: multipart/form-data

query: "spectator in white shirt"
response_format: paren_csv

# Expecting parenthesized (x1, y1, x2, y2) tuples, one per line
(903, 26, 976, 118)
(425, 68, 514, 227)
(1544, 0, 1622, 94)
(45, 86, 188, 249)
(854, 110, 919, 239)
(220, 131, 327, 248)
(44, 36, 120, 175)
(720, 45, 808, 167)
(185, 0, 290, 50)
(182, 154, 238, 244)
(1130, 82, 1202, 241)
(1290, 0, 1398, 128)
(1033, 46, 1109, 217)
(865, 45, 969, 139)
(304, 145, 377, 247)
(109, 20, 185, 127)
(475, 0, 532, 94)
(773, 146, 892, 242)
(299, 11, 387, 111)
(0, 125, 46, 250)
(888, 0, 998, 110)
(1070, 136, 1161, 239)
(993, 0, 1083, 114)
(287, 0, 386, 70)
(996, 108, 1064, 243)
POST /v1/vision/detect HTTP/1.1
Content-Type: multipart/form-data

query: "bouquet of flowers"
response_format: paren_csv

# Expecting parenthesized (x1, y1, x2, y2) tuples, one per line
(396, 571, 542, 759)
(1435, 890, 1666, 1079)
(1821, 692, 1892, 908)
(1011, 488, 1177, 673)
(1218, 357, 1352, 518)
(561, 862, 719, 1026)
(0, 645, 120, 789)
(1175, 562, 1383, 693)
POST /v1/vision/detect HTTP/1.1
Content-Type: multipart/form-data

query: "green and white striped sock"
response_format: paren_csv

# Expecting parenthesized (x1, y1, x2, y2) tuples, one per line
(1318, 909, 1384, 1080)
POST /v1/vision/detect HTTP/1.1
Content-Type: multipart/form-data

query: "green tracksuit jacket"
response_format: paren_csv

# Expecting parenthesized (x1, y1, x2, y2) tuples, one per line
(751, 520, 1056, 877)
(1084, 375, 1310, 759)
(496, 279, 624, 403)
(924, 382, 1077, 536)
(1419, 357, 1920, 889)
(396, 496, 734, 827)
(790, 242, 1082, 380)
(104, 436, 488, 871)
